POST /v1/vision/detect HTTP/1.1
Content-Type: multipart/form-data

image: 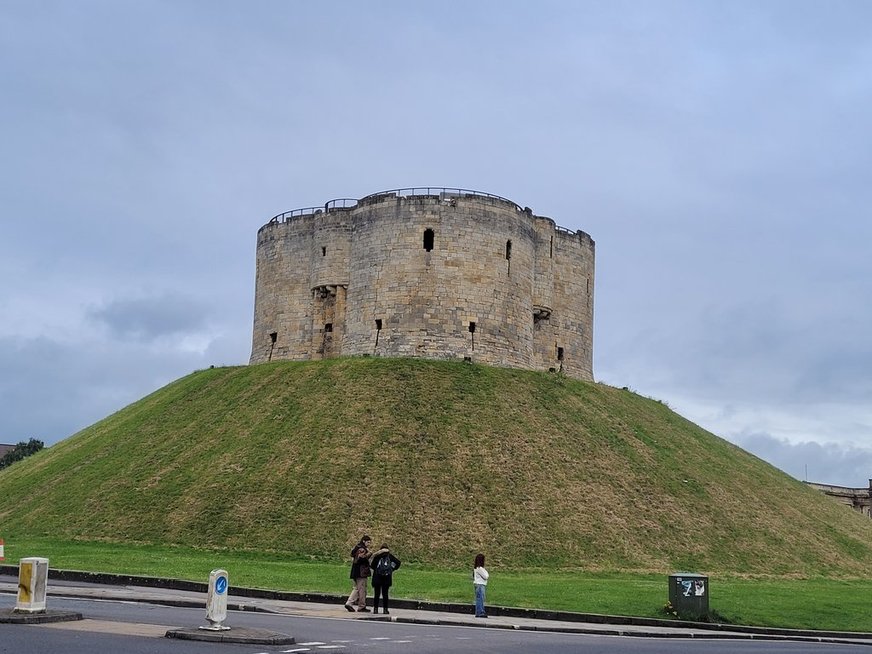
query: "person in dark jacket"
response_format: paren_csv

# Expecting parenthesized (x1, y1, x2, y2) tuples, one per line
(345, 535, 372, 612)
(368, 543, 401, 614)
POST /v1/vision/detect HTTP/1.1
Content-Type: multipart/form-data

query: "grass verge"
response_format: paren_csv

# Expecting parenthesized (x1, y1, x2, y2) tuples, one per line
(3, 537, 871, 633)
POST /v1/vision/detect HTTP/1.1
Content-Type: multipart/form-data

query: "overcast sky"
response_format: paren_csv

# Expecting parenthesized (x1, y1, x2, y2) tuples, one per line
(2, 1, 871, 486)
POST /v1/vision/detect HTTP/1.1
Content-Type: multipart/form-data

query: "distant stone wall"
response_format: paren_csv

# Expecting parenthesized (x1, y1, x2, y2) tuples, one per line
(805, 480, 872, 517)
(0, 444, 14, 459)
(250, 189, 595, 380)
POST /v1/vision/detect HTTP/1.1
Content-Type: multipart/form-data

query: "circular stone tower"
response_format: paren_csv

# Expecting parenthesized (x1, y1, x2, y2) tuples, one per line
(250, 188, 594, 381)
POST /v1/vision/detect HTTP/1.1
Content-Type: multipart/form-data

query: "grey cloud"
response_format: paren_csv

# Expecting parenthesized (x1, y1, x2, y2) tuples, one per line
(734, 431, 872, 488)
(599, 289, 872, 410)
(87, 293, 211, 342)
(3, 1, 872, 489)
(0, 335, 147, 442)
(0, 330, 237, 445)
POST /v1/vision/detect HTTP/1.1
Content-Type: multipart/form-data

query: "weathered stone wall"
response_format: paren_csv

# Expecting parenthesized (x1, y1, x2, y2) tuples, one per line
(529, 218, 595, 378)
(251, 212, 316, 363)
(805, 480, 872, 518)
(250, 190, 595, 380)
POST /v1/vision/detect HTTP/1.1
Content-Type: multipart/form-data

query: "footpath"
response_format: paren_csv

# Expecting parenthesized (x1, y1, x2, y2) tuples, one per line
(2, 569, 872, 647)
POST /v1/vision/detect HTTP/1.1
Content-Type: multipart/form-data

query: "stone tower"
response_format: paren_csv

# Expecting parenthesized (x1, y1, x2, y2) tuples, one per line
(250, 188, 595, 380)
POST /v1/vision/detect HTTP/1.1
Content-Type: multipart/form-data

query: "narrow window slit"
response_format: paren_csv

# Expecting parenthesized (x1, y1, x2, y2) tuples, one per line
(423, 228, 434, 252)
(267, 332, 278, 362)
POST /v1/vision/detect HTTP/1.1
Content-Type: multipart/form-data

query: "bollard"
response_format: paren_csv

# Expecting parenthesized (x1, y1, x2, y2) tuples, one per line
(16, 557, 49, 614)
(0, 539, 5, 562)
(200, 568, 230, 631)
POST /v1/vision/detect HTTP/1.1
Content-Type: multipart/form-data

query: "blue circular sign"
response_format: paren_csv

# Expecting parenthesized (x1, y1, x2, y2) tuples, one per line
(215, 576, 227, 594)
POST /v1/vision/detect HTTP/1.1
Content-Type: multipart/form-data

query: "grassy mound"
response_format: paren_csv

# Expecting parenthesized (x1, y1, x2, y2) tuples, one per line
(2, 357, 871, 575)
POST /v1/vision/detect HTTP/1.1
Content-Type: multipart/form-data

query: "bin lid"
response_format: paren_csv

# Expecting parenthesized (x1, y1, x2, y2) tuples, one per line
(670, 572, 707, 578)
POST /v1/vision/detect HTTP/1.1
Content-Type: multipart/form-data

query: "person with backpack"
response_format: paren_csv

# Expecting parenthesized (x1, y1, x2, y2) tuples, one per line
(345, 535, 372, 612)
(368, 543, 401, 614)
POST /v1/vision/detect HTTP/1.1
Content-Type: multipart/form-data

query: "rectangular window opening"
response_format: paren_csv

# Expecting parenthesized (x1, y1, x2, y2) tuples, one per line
(423, 228, 435, 252)
(375, 319, 382, 330)
(324, 323, 333, 333)
(557, 346, 564, 361)
(269, 332, 278, 344)
(322, 246, 327, 256)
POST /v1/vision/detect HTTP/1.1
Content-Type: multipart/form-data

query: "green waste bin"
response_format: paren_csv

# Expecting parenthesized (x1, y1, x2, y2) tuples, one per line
(668, 573, 709, 621)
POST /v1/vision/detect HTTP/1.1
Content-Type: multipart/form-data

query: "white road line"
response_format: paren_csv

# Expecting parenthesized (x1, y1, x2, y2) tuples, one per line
(281, 649, 311, 653)
(297, 643, 326, 647)
(393, 640, 412, 643)
(369, 637, 391, 640)
(315, 646, 346, 650)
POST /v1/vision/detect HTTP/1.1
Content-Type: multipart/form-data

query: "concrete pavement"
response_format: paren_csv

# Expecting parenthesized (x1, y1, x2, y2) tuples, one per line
(2, 571, 872, 647)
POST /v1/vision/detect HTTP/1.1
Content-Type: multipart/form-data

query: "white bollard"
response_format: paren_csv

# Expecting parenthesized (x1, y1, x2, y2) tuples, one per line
(15, 557, 49, 613)
(200, 568, 230, 631)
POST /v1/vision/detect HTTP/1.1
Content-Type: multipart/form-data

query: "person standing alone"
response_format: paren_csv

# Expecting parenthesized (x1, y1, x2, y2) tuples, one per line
(369, 543, 401, 614)
(473, 553, 489, 618)
(346, 535, 372, 612)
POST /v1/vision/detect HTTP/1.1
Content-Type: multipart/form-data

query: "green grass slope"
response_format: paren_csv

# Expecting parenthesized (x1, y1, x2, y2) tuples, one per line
(2, 357, 871, 575)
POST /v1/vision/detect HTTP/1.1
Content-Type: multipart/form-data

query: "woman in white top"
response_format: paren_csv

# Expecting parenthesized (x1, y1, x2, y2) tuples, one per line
(473, 553, 489, 618)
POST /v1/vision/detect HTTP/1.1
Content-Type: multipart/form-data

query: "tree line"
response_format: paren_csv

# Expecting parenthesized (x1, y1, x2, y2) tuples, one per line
(0, 438, 44, 470)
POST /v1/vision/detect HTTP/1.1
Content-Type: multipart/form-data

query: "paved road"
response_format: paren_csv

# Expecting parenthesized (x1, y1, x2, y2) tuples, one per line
(2, 594, 871, 654)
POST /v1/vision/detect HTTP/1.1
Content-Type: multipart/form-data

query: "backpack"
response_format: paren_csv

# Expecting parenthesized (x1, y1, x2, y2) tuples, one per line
(375, 554, 393, 576)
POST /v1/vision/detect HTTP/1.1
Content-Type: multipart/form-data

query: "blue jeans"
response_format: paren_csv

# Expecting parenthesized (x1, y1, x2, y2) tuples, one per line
(474, 583, 486, 616)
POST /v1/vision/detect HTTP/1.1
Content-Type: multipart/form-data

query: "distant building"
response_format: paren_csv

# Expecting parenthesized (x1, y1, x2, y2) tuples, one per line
(804, 480, 872, 517)
(0, 443, 15, 458)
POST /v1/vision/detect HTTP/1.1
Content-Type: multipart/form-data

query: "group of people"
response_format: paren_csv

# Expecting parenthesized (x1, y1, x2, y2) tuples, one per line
(345, 535, 402, 614)
(345, 535, 490, 618)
